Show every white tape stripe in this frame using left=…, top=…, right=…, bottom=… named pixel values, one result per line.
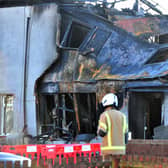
left=82, top=145, right=91, bottom=151
left=64, top=146, right=74, bottom=153
left=27, top=146, right=37, bottom=153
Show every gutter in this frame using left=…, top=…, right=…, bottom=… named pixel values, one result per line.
left=23, top=7, right=32, bottom=132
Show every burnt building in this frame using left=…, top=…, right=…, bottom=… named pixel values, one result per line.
left=35, top=4, right=168, bottom=142
left=0, top=1, right=168, bottom=144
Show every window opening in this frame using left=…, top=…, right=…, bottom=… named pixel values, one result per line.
left=61, top=22, right=90, bottom=48
left=79, top=27, right=111, bottom=56
left=0, top=95, right=14, bottom=135
left=158, top=33, right=168, bottom=44
left=145, top=48, right=168, bottom=64
left=37, top=93, right=98, bottom=144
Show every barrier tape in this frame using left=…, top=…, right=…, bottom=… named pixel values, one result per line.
left=0, top=143, right=101, bottom=167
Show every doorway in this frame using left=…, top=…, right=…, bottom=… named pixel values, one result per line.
left=129, top=92, right=162, bottom=139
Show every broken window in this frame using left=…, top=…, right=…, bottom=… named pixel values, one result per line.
left=61, top=22, right=90, bottom=48
left=158, top=33, right=168, bottom=44
left=79, top=27, right=111, bottom=56
left=37, top=93, right=98, bottom=143
left=145, top=48, right=168, bottom=64
left=0, top=95, right=14, bottom=135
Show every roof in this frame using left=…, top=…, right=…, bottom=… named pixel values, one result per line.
left=39, top=5, right=168, bottom=86
left=110, top=15, right=168, bottom=37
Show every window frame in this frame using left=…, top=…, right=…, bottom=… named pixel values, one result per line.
left=60, top=20, right=91, bottom=50
left=0, top=94, right=14, bottom=135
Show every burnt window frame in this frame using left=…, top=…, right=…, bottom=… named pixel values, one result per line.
left=60, top=20, right=91, bottom=49
left=79, top=26, right=111, bottom=56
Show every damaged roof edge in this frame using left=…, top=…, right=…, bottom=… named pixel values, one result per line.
left=37, top=81, right=97, bottom=94
left=60, top=5, right=161, bottom=48
left=124, top=77, right=168, bottom=89
left=37, top=79, right=125, bottom=94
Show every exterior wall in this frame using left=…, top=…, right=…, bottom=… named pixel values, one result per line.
left=26, top=4, right=58, bottom=136
left=0, top=7, right=27, bottom=144
left=120, top=93, right=129, bottom=125
left=0, top=4, right=58, bottom=144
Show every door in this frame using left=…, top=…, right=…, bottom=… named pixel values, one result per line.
left=129, top=92, right=149, bottom=139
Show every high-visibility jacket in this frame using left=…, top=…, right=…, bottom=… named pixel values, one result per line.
left=98, top=109, right=127, bottom=155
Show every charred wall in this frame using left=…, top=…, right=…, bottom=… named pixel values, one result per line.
left=25, top=4, right=58, bottom=137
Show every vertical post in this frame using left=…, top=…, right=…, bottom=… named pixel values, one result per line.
left=120, top=92, right=129, bottom=130
left=62, top=94, right=66, bottom=129
left=87, top=94, right=92, bottom=132
left=73, top=94, right=80, bottom=132
left=53, top=95, right=59, bottom=128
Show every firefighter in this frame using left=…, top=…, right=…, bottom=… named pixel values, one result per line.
left=97, top=93, right=128, bottom=168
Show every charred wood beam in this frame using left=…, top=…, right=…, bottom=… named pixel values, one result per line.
left=73, top=94, right=80, bottom=132
left=61, top=94, right=66, bottom=129
left=58, top=107, right=74, bottom=113
left=140, top=0, right=162, bottom=15
left=53, top=95, right=59, bottom=128
left=87, top=94, right=92, bottom=132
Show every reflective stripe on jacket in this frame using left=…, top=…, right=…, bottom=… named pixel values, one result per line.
left=98, top=109, right=127, bottom=155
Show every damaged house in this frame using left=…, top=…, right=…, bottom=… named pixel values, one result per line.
left=35, top=4, right=168, bottom=142
left=1, top=0, right=168, bottom=144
